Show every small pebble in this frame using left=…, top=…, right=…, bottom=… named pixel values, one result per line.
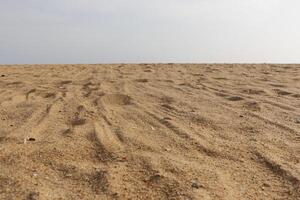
left=191, top=180, right=203, bottom=189
left=295, top=118, right=300, bottom=124
left=28, top=138, right=36, bottom=141
left=148, top=174, right=161, bottom=182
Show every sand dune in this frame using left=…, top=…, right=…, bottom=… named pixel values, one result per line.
left=0, top=64, right=299, bottom=199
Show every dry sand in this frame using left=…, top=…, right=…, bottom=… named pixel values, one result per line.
left=0, top=64, right=299, bottom=200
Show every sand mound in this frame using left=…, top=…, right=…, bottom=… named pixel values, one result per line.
left=101, top=94, right=132, bottom=106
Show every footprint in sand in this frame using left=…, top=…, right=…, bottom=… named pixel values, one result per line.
left=226, top=96, right=244, bottom=101
left=69, top=106, right=87, bottom=127
left=270, top=84, right=286, bottom=88
left=215, top=92, right=229, bottom=97
left=59, top=80, right=72, bottom=85
left=273, top=89, right=292, bottom=96
left=135, top=79, right=148, bottom=83
left=241, top=89, right=265, bottom=95
left=243, top=101, right=261, bottom=111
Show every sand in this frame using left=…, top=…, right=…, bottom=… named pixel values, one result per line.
left=0, top=64, right=299, bottom=200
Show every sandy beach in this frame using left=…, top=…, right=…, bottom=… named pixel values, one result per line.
left=0, top=64, right=299, bottom=199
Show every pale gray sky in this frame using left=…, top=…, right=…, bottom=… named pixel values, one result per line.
left=0, top=0, right=300, bottom=64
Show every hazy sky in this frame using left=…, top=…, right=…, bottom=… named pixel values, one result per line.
left=1, top=0, right=300, bottom=64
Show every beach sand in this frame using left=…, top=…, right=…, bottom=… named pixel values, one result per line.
left=0, top=64, right=299, bottom=199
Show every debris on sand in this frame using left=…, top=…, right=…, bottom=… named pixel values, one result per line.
left=191, top=180, right=203, bottom=189
left=24, top=137, right=36, bottom=144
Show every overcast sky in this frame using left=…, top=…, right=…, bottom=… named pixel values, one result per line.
left=0, top=0, right=300, bottom=64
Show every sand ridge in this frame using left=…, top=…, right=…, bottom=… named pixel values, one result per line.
left=0, top=64, right=299, bottom=199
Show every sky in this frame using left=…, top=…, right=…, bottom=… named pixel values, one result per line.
left=0, top=0, right=300, bottom=64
